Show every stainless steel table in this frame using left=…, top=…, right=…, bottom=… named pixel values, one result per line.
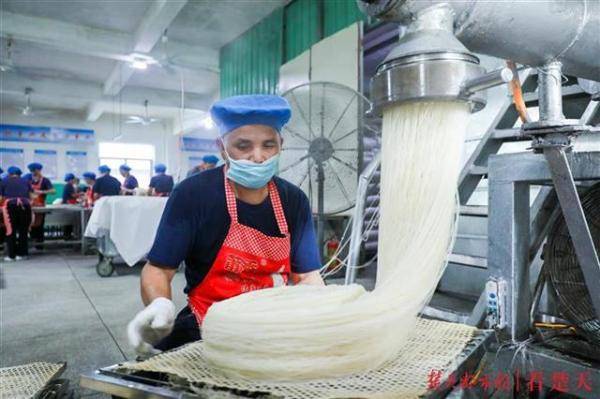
left=32, top=205, right=92, bottom=254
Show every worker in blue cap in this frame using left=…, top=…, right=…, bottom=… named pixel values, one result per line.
left=119, top=164, right=138, bottom=195
left=0, top=166, right=33, bottom=261
left=148, top=164, right=174, bottom=197
left=128, top=94, right=323, bottom=355
left=62, top=173, right=79, bottom=205
left=186, top=154, right=220, bottom=177
left=82, top=172, right=96, bottom=207
left=27, top=162, right=55, bottom=247
left=93, top=165, right=121, bottom=200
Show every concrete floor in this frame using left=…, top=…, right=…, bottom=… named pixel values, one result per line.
left=0, top=251, right=187, bottom=397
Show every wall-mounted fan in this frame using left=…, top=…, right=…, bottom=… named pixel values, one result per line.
left=125, top=100, right=161, bottom=125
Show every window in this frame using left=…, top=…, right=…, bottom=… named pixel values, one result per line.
left=98, top=142, right=155, bottom=188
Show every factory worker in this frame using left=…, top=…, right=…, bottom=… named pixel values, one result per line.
left=28, top=162, right=55, bottom=247
left=93, top=165, right=121, bottom=200
left=82, top=172, right=96, bottom=207
left=0, top=166, right=33, bottom=261
left=128, top=95, right=323, bottom=355
left=119, top=164, right=138, bottom=195
left=148, top=164, right=174, bottom=197
left=62, top=173, right=79, bottom=205
left=186, top=154, right=219, bottom=177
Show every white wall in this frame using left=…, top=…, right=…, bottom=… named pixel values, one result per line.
left=278, top=23, right=360, bottom=93
left=0, top=109, right=178, bottom=183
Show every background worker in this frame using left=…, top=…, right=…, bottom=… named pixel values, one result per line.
left=186, top=154, right=219, bottom=178
left=27, top=162, right=55, bottom=248
left=127, top=95, right=323, bottom=355
left=119, top=164, right=138, bottom=195
left=62, top=173, right=79, bottom=205
left=0, top=166, right=33, bottom=261
left=81, top=172, right=96, bottom=207
left=93, top=165, right=121, bottom=200
left=148, top=164, right=174, bottom=197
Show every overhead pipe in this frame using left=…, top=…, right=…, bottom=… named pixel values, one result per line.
left=358, top=0, right=600, bottom=81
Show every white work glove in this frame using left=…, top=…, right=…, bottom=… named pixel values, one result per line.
left=127, top=297, right=176, bottom=356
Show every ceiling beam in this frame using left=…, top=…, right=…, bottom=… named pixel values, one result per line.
left=103, top=0, right=189, bottom=95
left=1, top=72, right=212, bottom=116
left=85, top=102, right=105, bottom=122
left=0, top=11, right=218, bottom=73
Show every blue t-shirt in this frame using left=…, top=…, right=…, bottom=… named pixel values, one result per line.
left=123, top=175, right=138, bottom=190
left=30, top=176, right=53, bottom=190
left=1, top=176, right=32, bottom=199
left=62, top=183, right=77, bottom=203
left=147, top=166, right=321, bottom=293
left=149, top=174, right=174, bottom=195
left=93, top=174, right=121, bottom=196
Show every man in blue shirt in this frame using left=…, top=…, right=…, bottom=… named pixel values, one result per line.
left=119, top=164, right=138, bottom=195
left=148, top=164, right=174, bottom=197
left=62, top=173, right=79, bottom=204
left=127, top=95, right=323, bottom=355
left=93, top=165, right=121, bottom=200
left=186, top=154, right=220, bottom=177
left=0, top=166, right=33, bottom=261
left=28, top=162, right=55, bottom=247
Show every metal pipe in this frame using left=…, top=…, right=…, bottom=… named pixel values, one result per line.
left=538, top=61, right=565, bottom=122
left=358, top=0, right=600, bottom=81
left=345, top=152, right=381, bottom=285
left=460, top=67, right=513, bottom=97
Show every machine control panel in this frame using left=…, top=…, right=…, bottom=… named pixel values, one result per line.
left=485, top=278, right=508, bottom=329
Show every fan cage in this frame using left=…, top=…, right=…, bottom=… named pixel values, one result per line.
left=546, top=182, right=600, bottom=345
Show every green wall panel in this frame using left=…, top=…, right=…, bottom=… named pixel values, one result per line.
left=219, top=1, right=365, bottom=98
left=323, top=0, right=364, bottom=37
left=284, top=0, right=321, bottom=62
left=220, top=8, right=283, bottom=97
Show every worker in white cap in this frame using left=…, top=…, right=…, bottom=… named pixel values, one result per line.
left=128, top=94, right=324, bottom=355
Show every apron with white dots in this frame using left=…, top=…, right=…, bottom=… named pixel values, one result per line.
left=188, top=169, right=291, bottom=325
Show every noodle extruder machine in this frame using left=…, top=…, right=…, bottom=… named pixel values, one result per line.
left=351, top=0, right=600, bottom=397
left=82, top=0, right=599, bottom=397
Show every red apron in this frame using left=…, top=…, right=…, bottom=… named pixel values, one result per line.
left=188, top=170, right=291, bottom=325
left=65, top=184, right=79, bottom=205
left=2, top=198, right=32, bottom=236
left=85, top=186, right=94, bottom=208
left=31, top=178, right=46, bottom=227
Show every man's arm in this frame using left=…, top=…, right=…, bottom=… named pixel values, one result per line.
left=128, top=262, right=178, bottom=355
left=141, top=262, right=177, bottom=305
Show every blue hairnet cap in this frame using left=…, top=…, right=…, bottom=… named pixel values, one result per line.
left=64, top=173, right=76, bottom=182
left=98, top=165, right=111, bottom=174
left=119, top=164, right=131, bottom=172
left=22, top=173, right=32, bottom=181
left=154, top=163, right=167, bottom=173
left=202, top=154, right=219, bottom=164
left=28, top=162, right=43, bottom=171
left=83, top=172, right=96, bottom=180
left=8, top=166, right=22, bottom=176
left=210, top=94, right=291, bottom=137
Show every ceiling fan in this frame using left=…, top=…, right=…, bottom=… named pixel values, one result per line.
left=125, top=100, right=161, bottom=125
left=15, top=88, right=56, bottom=117
left=0, top=38, right=16, bottom=73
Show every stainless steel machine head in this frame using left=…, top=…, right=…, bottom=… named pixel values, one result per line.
left=369, top=5, right=490, bottom=115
